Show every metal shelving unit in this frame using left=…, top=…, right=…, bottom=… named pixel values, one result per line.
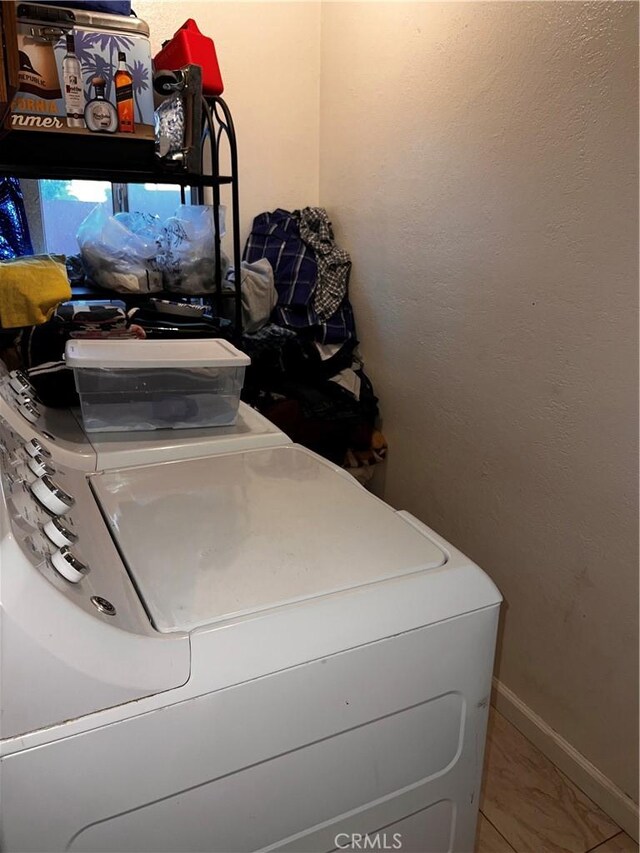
left=0, top=95, right=243, bottom=339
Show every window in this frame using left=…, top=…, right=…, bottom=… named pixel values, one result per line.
left=23, top=179, right=187, bottom=257
left=126, top=183, right=186, bottom=221
left=40, top=180, right=111, bottom=257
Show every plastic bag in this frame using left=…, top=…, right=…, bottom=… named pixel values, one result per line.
left=158, top=204, right=227, bottom=294
left=77, top=205, right=163, bottom=294
left=154, top=66, right=203, bottom=174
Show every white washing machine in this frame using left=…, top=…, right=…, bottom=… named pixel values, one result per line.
left=0, top=368, right=501, bottom=853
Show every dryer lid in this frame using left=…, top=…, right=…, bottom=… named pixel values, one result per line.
left=91, top=445, right=447, bottom=633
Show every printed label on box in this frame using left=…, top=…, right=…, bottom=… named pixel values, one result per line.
left=10, top=26, right=154, bottom=138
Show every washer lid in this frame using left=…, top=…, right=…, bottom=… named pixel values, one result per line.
left=91, top=446, right=447, bottom=633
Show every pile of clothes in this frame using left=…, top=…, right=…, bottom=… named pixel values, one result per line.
left=241, top=207, right=386, bottom=483
left=12, top=303, right=144, bottom=407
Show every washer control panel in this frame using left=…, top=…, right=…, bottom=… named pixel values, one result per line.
left=0, top=370, right=96, bottom=472
left=0, top=375, right=157, bottom=636
left=2, top=423, right=85, bottom=576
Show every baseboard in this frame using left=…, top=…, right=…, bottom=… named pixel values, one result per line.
left=491, top=678, right=639, bottom=842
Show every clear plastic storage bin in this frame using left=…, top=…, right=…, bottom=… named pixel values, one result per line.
left=65, top=339, right=250, bottom=433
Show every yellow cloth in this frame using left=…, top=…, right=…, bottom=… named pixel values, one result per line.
left=0, top=254, right=71, bottom=329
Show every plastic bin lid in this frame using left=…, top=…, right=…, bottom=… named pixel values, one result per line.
left=65, top=339, right=250, bottom=369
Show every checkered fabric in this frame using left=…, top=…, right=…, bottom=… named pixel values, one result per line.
left=243, top=208, right=317, bottom=313
left=297, top=207, right=352, bottom=323
left=244, top=208, right=356, bottom=345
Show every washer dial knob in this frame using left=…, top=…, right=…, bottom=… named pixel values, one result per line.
left=27, top=454, right=54, bottom=479
left=50, top=547, right=88, bottom=583
left=43, top=517, right=77, bottom=548
left=17, top=399, right=40, bottom=424
left=30, top=476, right=74, bottom=516
left=9, top=370, right=33, bottom=397
left=24, top=439, right=50, bottom=459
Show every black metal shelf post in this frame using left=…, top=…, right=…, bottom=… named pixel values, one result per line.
left=202, top=96, right=242, bottom=337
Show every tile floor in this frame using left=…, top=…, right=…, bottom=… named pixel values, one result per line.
left=476, top=709, right=638, bottom=853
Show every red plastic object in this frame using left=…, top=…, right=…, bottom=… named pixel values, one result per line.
left=154, top=19, right=223, bottom=96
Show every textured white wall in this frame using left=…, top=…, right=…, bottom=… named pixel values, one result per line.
left=141, top=0, right=638, bottom=807
left=319, top=2, right=638, bottom=802
left=136, top=0, right=321, bottom=241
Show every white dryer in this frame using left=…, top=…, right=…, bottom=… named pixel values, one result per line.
left=0, top=368, right=501, bottom=853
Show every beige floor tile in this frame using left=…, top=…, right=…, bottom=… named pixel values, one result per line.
left=589, top=833, right=639, bottom=853
left=480, top=710, right=620, bottom=853
left=476, top=814, right=516, bottom=852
